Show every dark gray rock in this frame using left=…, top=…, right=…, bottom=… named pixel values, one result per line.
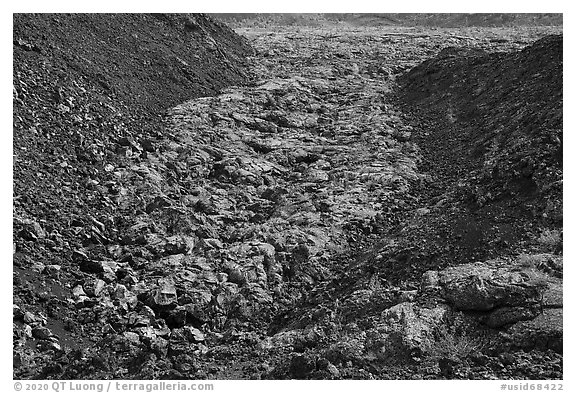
left=289, top=354, right=316, bottom=379
left=485, top=306, right=540, bottom=328
left=507, top=308, right=563, bottom=353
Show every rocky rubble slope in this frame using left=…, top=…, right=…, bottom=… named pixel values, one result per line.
left=13, top=13, right=252, bottom=379
left=355, top=34, right=564, bottom=285
left=13, top=18, right=562, bottom=380
left=400, top=35, right=562, bottom=227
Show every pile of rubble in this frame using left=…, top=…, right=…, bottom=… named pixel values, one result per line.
left=13, top=16, right=562, bottom=380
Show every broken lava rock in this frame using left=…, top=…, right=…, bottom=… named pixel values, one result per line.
left=438, top=261, right=547, bottom=311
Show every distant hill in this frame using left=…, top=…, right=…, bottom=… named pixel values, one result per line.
left=355, top=13, right=563, bottom=27
left=212, top=13, right=563, bottom=28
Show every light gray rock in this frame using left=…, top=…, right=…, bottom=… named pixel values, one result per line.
left=183, top=326, right=205, bottom=342
left=421, top=270, right=440, bottom=290
left=152, top=277, right=178, bottom=308
left=44, top=264, right=61, bottom=279
left=17, top=218, right=46, bottom=241
left=123, top=331, right=140, bottom=344
left=368, top=302, right=450, bottom=361
left=83, top=279, right=106, bottom=297
left=438, top=262, right=547, bottom=311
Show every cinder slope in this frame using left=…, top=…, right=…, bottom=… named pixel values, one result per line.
left=13, top=13, right=252, bottom=379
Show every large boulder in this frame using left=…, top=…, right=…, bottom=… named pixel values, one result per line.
left=437, top=261, right=547, bottom=311
left=367, top=302, right=451, bottom=362
left=506, top=308, right=563, bottom=354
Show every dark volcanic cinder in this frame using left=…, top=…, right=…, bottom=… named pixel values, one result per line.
left=399, top=35, right=562, bottom=223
